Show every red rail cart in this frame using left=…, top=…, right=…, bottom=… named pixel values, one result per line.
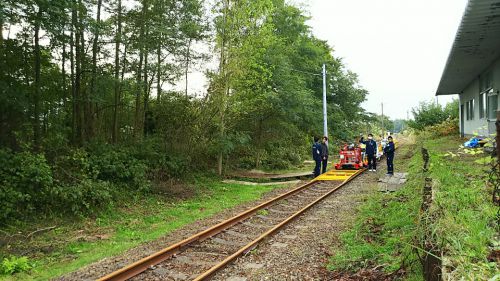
left=334, top=144, right=366, bottom=170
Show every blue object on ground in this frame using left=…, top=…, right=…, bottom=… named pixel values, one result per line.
left=464, top=137, right=481, bottom=148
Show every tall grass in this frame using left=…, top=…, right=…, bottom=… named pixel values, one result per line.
left=328, top=135, right=498, bottom=280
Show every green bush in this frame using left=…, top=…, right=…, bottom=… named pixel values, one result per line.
left=237, top=155, right=259, bottom=170
left=52, top=148, right=93, bottom=183
left=1, top=256, right=31, bottom=275
left=160, top=155, right=189, bottom=179
left=86, top=144, right=150, bottom=190
left=408, top=99, right=459, bottom=130
left=0, top=145, right=153, bottom=223
left=425, top=118, right=459, bottom=137
left=123, top=138, right=190, bottom=180
left=0, top=136, right=200, bottom=223
left=0, top=149, right=54, bottom=221
left=57, top=179, right=114, bottom=215
left=264, top=156, right=291, bottom=170
left=262, top=142, right=304, bottom=170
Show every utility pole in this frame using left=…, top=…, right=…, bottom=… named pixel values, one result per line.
left=322, top=64, right=328, bottom=138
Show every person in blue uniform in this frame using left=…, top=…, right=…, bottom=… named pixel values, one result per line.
left=384, top=136, right=395, bottom=175
left=359, top=134, right=377, bottom=172
left=312, top=136, right=322, bottom=177
left=321, top=136, right=329, bottom=174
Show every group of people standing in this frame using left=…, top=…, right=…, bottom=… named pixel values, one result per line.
left=359, top=134, right=395, bottom=174
left=312, top=134, right=395, bottom=177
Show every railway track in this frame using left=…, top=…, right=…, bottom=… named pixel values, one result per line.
left=98, top=169, right=364, bottom=281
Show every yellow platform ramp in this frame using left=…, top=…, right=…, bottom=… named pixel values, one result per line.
left=313, top=169, right=363, bottom=182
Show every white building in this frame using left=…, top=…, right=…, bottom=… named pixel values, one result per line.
left=436, top=0, right=500, bottom=137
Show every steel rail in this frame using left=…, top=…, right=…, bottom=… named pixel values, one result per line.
left=193, top=169, right=364, bottom=280
left=98, top=169, right=364, bottom=281
left=99, top=180, right=318, bottom=281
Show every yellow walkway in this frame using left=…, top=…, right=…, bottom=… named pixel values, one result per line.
left=313, top=169, right=363, bottom=182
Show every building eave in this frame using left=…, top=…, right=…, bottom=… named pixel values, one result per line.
left=436, top=0, right=500, bottom=96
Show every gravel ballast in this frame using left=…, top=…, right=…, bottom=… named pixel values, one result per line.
left=212, top=172, right=377, bottom=281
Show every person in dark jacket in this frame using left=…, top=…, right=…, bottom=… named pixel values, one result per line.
left=312, top=136, right=322, bottom=177
left=384, top=136, right=395, bottom=175
left=321, top=136, right=329, bottom=174
left=359, top=133, right=378, bottom=171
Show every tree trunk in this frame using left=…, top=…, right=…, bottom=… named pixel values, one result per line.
left=112, top=0, right=122, bottom=143
left=0, top=3, right=4, bottom=47
left=78, top=0, right=89, bottom=143
left=62, top=39, right=67, bottom=107
left=143, top=41, right=149, bottom=136
left=185, top=38, right=192, bottom=97
left=134, top=0, right=147, bottom=139
left=121, top=43, right=127, bottom=83
left=134, top=50, right=143, bottom=139
left=75, top=0, right=84, bottom=145
left=156, top=41, right=161, bottom=102
left=70, top=1, right=77, bottom=144
left=119, top=42, right=127, bottom=133
left=255, top=119, right=263, bottom=169
left=33, top=8, right=43, bottom=152
left=0, top=23, right=3, bottom=48
left=155, top=0, right=163, bottom=103
left=217, top=0, right=231, bottom=176
left=87, top=0, right=101, bottom=141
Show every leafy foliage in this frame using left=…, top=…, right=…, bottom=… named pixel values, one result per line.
left=0, top=149, right=54, bottom=222
left=408, top=99, right=458, bottom=130
left=425, top=118, right=459, bottom=137
left=1, top=256, right=31, bottom=275
left=0, top=147, right=135, bottom=222
left=210, top=0, right=369, bottom=169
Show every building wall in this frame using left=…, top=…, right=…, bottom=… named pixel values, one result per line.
left=495, top=57, right=500, bottom=89
left=459, top=56, right=500, bottom=136
left=460, top=79, right=486, bottom=135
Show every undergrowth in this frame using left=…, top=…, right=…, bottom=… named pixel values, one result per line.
left=328, top=140, right=423, bottom=277
left=328, top=134, right=498, bottom=280
left=423, top=136, right=497, bottom=279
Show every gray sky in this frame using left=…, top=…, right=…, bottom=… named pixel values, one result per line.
left=305, top=0, right=468, bottom=119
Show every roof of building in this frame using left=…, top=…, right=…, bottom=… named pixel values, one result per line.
left=436, top=0, right=500, bottom=96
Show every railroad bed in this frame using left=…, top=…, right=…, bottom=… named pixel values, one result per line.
left=98, top=169, right=364, bottom=281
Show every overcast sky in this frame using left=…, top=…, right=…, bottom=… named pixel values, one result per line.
left=303, top=0, right=468, bottom=119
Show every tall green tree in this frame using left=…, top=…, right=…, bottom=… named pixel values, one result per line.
left=408, top=100, right=458, bottom=130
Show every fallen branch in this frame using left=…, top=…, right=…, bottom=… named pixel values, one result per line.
left=26, top=226, right=57, bottom=240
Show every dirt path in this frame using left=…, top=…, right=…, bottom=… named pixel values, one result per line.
left=211, top=171, right=379, bottom=281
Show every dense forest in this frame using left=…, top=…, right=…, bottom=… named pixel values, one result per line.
left=0, top=0, right=371, bottom=222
